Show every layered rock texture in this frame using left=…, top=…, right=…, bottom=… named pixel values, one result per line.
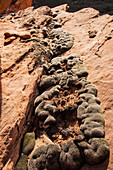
left=0, top=3, right=113, bottom=170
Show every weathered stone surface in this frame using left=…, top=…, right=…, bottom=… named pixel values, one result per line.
left=0, top=0, right=12, bottom=14
left=38, top=110, right=49, bottom=120
left=0, top=4, right=112, bottom=170
left=4, top=36, right=17, bottom=46
left=4, top=30, right=31, bottom=39
left=44, top=115, right=56, bottom=126
left=0, top=6, right=54, bottom=169
left=80, top=120, right=105, bottom=138
left=39, top=76, right=56, bottom=91
left=34, top=53, right=87, bottom=131
left=33, top=0, right=113, bottom=14
left=6, top=0, right=32, bottom=14
left=34, top=85, right=61, bottom=106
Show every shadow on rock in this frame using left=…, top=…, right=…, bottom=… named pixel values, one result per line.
left=32, top=0, right=113, bottom=15
left=81, top=157, right=109, bottom=170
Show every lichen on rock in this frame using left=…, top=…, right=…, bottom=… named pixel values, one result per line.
left=26, top=27, right=74, bottom=73
left=48, top=28, right=74, bottom=56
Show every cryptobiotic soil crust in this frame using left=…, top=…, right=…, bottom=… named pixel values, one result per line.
left=15, top=53, right=109, bottom=169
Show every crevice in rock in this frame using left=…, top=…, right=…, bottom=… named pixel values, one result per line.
left=1, top=80, right=39, bottom=169
left=0, top=49, right=30, bottom=75
left=95, top=29, right=113, bottom=57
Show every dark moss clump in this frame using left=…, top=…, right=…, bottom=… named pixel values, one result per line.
left=15, top=154, right=28, bottom=170
left=22, top=132, right=35, bottom=155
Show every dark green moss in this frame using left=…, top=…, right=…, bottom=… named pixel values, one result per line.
left=15, top=154, right=28, bottom=170
left=22, top=132, right=35, bottom=155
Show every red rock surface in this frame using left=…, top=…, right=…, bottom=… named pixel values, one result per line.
left=6, top=0, right=32, bottom=13
left=0, top=0, right=12, bottom=14
left=0, top=0, right=32, bottom=14
left=0, top=4, right=113, bottom=170
left=0, top=6, right=52, bottom=169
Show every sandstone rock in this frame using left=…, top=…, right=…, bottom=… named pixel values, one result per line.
left=6, top=0, right=32, bottom=13
left=0, top=0, right=12, bottom=14
left=4, top=30, right=31, bottom=39
left=35, top=102, right=45, bottom=116
left=44, top=104, right=56, bottom=113
left=57, top=6, right=113, bottom=170
left=86, top=104, right=103, bottom=114
left=0, top=4, right=112, bottom=170
left=85, top=84, right=98, bottom=96
left=77, top=103, right=103, bottom=118
left=79, top=93, right=100, bottom=104
left=4, top=36, right=17, bottom=46
left=76, top=67, right=88, bottom=78
left=34, top=85, right=60, bottom=106
left=80, top=121, right=105, bottom=138
left=34, top=5, right=52, bottom=15
left=88, top=30, right=97, bottom=38
left=31, top=50, right=109, bottom=170
left=30, top=29, right=36, bottom=35
left=48, top=28, right=74, bottom=56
